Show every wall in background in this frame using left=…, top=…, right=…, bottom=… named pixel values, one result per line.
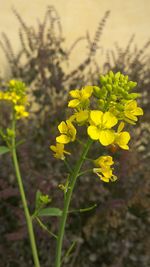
left=0, top=0, right=150, bottom=76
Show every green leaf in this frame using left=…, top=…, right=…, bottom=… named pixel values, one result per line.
left=38, top=207, right=62, bottom=217
left=0, top=146, right=10, bottom=155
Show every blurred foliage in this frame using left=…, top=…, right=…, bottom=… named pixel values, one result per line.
left=0, top=6, right=150, bottom=267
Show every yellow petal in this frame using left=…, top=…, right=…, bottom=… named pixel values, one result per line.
left=134, top=107, right=143, bottom=116
left=66, top=120, right=76, bottom=141
left=68, top=114, right=76, bottom=122
left=124, top=111, right=138, bottom=121
left=75, top=110, right=89, bottom=123
left=126, top=100, right=137, bottom=109
left=116, top=132, right=130, bottom=150
left=102, top=112, right=118, bottom=128
left=69, top=89, right=80, bottom=98
left=99, top=130, right=115, bottom=146
left=90, top=110, right=103, bottom=125
left=68, top=99, right=80, bottom=108
left=120, top=144, right=129, bottom=150
left=100, top=176, right=110, bottom=182
left=56, top=143, right=65, bottom=151
left=82, top=86, right=93, bottom=98
left=101, top=167, right=113, bottom=178
left=56, top=135, right=70, bottom=144
left=87, top=125, right=100, bottom=140
left=58, top=121, right=68, bottom=133
left=117, top=122, right=125, bottom=133
left=50, top=145, right=56, bottom=152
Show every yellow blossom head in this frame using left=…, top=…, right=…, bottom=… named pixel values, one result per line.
left=50, top=143, right=70, bottom=160
left=93, top=166, right=117, bottom=183
left=93, top=155, right=117, bottom=182
left=94, top=155, right=114, bottom=168
left=87, top=111, right=118, bottom=146
left=56, top=120, right=76, bottom=144
left=69, top=110, right=89, bottom=125
left=113, top=122, right=131, bottom=150
left=0, top=80, right=29, bottom=120
left=124, top=100, right=143, bottom=123
left=68, top=86, right=93, bottom=109
left=14, top=105, right=29, bottom=119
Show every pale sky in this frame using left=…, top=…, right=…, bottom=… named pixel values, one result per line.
left=0, top=0, right=150, bottom=76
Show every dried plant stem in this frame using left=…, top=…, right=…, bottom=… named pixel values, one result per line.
left=11, top=116, right=40, bottom=267
left=55, top=139, right=93, bottom=267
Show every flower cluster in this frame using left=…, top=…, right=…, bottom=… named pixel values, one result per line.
left=50, top=71, right=143, bottom=182
left=0, top=80, right=29, bottom=119
left=93, top=155, right=117, bottom=182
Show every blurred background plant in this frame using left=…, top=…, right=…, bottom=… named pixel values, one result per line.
left=0, top=6, right=150, bottom=267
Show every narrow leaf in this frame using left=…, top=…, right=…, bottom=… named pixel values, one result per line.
left=0, top=146, right=10, bottom=155
left=38, top=207, right=62, bottom=217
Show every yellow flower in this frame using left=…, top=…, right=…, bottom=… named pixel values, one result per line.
left=69, top=110, right=89, bottom=125
left=10, top=92, right=21, bottom=104
left=9, top=80, right=16, bottom=87
left=87, top=111, right=118, bottom=146
left=56, top=120, right=76, bottom=144
left=0, top=91, right=28, bottom=105
left=0, top=91, right=19, bottom=103
left=93, top=167, right=117, bottom=183
left=0, top=80, right=29, bottom=120
left=68, top=86, right=93, bottom=108
left=93, top=156, right=117, bottom=183
left=113, top=122, right=130, bottom=150
left=14, top=105, right=29, bottom=119
left=93, top=155, right=117, bottom=182
left=50, top=143, right=70, bottom=160
left=94, top=155, right=114, bottom=168
left=124, top=100, right=143, bottom=122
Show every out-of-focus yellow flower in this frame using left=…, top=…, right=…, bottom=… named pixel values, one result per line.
left=0, top=91, right=20, bottom=104
left=68, top=86, right=93, bottom=108
left=0, top=80, right=29, bottom=120
left=10, top=92, right=21, bottom=104
left=93, top=155, right=117, bottom=182
left=14, top=105, right=29, bottom=119
left=9, top=80, right=16, bottom=87
left=56, top=120, right=76, bottom=144
left=50, top=143, right=70, bottom=160
left=87, top=111, right=118, bottom=146
left=124, top=100, right=143, bottom=122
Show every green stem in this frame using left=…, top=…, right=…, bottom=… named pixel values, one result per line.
left=36, top=217, right=58, bottom=239
left=77, top=168, right=93, bottom=177
left=61, top=240, right=76, bottom=264
left=69, top=203, right=97, bottom=214
left=11, top=116, right=40, bottom=267
left=55, top=138, right=93, bottom=267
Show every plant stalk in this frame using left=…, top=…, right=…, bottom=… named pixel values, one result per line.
left=55, top=139, right=92, bottom=267
left=11, top=116, right=40, bottom=267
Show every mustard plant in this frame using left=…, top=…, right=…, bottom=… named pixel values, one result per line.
left=0, top=80, right=40, bottom=267
left=0, top=71, right=143, bottom=267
